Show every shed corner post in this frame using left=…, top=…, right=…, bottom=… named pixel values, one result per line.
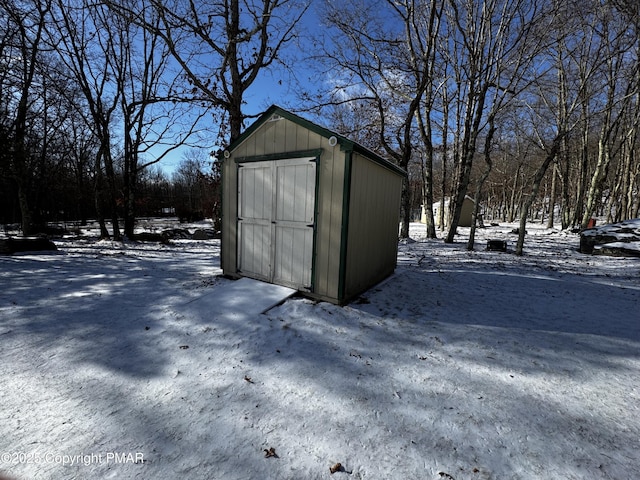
left=337, top=148, right=354, bottom=303
left=220, top=153, right=239, bottom=277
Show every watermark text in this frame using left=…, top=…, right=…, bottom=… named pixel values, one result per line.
left=1, top=451, right=144, bottom=466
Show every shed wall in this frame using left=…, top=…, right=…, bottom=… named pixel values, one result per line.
left=429, top=197, right=475, bottom=227
left=312, top=146, right=346, bottom=302
left=458, top=198, right=475, bottom=227
left=344, top=152, right=403, bottom=300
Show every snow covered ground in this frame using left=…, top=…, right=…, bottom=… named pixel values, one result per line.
left=1, top=220, right=639, bottom=480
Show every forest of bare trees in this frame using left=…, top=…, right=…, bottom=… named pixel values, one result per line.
left=1, top=0, right=638, bottom=255
left=1, top=0, right=306, bottom=237
left=317, top=0, right=639, bottom=253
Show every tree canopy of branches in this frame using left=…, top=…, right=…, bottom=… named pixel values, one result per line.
left=108, top=0, right=310, bottom=143
left=315, top=0, right=640, bottom=253
left=1, top=0, right=307, bottom=236
left=319, top=0, right=443, bottom=238
left=0, top=0, right=52, bottom=235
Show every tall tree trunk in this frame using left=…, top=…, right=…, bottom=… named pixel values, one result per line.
left=16, top=181, right=34, bottom=236
left=439, top=90, right=450, bottom=231
left=619, top=138, right=631, bottom=220
left=546, top=162, right=558, bottom=229
left=102, top=148, right=121, bottom=240
left=581, top=136, right=610, bottom=227
left=445, top=81, right=490, bottom=243
left=508, top=165, right=521, bottom=223
left=227, top=0, right=244, bottom=143
left=93, top=158, right=110, bottom=239
left=516, top=136, right=562, bottom=255
left=445, top=161, right=470, bottom=243
left=559, top=141, right=571, bottom=230
left=572, top=103, right=590, bottom=227
left=416, top=106, right=437, bottom=238
left=624, top=139, right=638, bottom=219
left=123, top=166, right=136, bottom=238
left=122, top=120, right=135, bottom=238
left=467, top=118, right=495, bottom=250
left=10, top=0, right=50, bottom=236
left=445, top=120, right=474, bottom=243
left=400, top=179, right=411, bottom=238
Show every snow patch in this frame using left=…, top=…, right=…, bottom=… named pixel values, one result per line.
left=0, top=221, right=639, bottom=479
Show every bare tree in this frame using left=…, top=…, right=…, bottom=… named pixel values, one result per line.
left=513, top=0, right=591, bottom=254
left=611, top=0, right=640, bottom=30
left=441, top=0, right=543, bottom=246
left=109, top=0, right=310, bottom=144
left=320, top=0, right=442, bottom=239
left=108, top=0, right=210, bottom=237
left=172, top=150, right=218, bottom=222
left=51, top=0, right=124, bottom=238
left=412, top=0, right=444, bottom=239
left=0, top=0, right=51, bottom=235
left=580, top=2, right=639, bottom=227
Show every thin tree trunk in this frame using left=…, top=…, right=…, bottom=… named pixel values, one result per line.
left=558, top=135, right=571, bottom=230
left=624, top=143, right=637, bottom=219
left=16, top=182, right=34, bottom=236
left=467, top=118, right=495, bottom=251
left=508, top=164, right=521, bottom=223
left=416, top=106, right=437, bottom=238
left=400, top=179, right=411, bottom=238
left=581, top=136, right=610, bottom=227
left=93, top=158, right=110, bottom=239
left=439, top=91, right=449, bottom=232
left=123, top=167, right=136, bottom=238
left=102, top=141, right=121, bottom=240
left=573, top=104, right=590, bottom=227
left=546, top=162, right=558, bottom=229
left=516, top=136, right=562, bottom=255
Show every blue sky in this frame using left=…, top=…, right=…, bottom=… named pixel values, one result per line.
left=156, top=5, right=325, bottom=177
left=157, top=75, right=297, bottom=176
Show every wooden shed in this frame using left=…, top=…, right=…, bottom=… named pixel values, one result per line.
left=424, top=195, right=476, bottom=228
left=220, top=105, right=406, bottom=304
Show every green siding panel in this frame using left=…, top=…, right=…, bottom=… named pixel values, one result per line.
left=344, top=153, right=403, bottom=301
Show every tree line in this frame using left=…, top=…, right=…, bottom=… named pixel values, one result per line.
left=1, top=0, right=304, bottom=238
left=0, top=148, right=218, bottom=230
left=313, top=0, right=639, bottom=254
left=1, top=0, right=638, bottom=255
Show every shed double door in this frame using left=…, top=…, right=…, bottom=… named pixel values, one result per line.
left=237, top=157, right=316, bottom=290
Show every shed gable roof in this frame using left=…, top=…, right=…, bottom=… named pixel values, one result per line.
left=226, top=105, right=406, bottom=177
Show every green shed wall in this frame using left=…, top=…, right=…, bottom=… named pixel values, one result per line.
left=343, top=153, right=403, bottom=300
